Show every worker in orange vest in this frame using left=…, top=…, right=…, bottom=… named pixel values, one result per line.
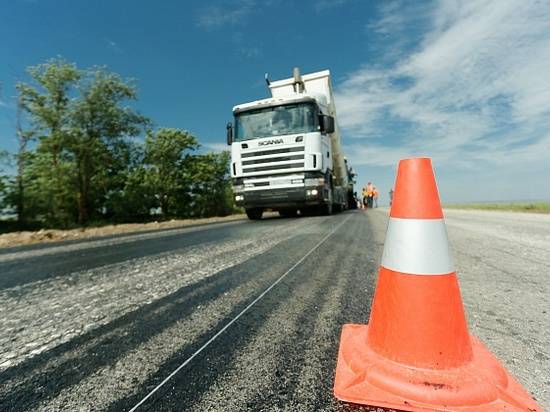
left=361, top=186, right=368, bottom=209
left=366, top=182, right=374, bottom=208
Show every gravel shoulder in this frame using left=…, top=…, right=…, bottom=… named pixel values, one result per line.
left=443, top=208, right=550, bottom=407
left=375, top=207, right=550, bottom=407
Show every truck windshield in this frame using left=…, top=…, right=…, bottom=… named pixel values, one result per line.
left=234, top=103, right=318, bottom=141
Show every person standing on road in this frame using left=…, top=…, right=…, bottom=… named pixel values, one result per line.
left=373, top=186, right=379, bottom=208
left=362, top=186, right=368, bottom=209
left=389, top=188, right=394, bottom=206
left=366, top=182, right=374, bottom=209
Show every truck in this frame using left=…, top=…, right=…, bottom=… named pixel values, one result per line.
left=226, top=68, right=356, bottom=220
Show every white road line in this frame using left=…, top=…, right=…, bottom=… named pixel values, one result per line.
left=128, top=213, right=353, bottom=412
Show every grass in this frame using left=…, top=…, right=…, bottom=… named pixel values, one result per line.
left=444, top=202, right=550, bottom=214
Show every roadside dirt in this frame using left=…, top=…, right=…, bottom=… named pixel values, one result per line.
left=0, top=214, right=248, bottom=249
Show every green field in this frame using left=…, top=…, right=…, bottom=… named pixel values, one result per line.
left=444, top=202, right=550, bottom=214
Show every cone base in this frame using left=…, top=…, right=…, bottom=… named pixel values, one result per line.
left=334, top=324, right=541, bottom=412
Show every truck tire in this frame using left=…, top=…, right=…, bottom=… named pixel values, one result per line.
left=300, top=207, right=316, bottom=217
left=245, top=208, right=263, bottom=220
left=319, top=202, right=333, bottom=216
left=279, top=209, right=298, bottom=218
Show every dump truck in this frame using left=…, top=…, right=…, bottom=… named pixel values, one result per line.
left=226, top=68, right=356, bottom=220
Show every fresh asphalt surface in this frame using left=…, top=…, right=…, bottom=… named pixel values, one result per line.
left=0, top=209, right=548, bottom=411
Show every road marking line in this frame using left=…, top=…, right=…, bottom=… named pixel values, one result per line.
left=128, top=213, right=353, bottom=412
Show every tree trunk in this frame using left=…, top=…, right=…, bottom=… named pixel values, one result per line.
left=16, top=96, right=27, bottom=225
left=77, top=156, right=90, bottom=225
left=161, top=195, right=169, bottom=219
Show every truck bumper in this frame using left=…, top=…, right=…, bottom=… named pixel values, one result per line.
left=235, top=186, right=328, bottom=209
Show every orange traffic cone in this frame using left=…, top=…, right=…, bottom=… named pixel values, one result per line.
left=334, top=158, right=541, bottom=411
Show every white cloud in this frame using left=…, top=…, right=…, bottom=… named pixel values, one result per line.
left=195, top=0, right=255, bottom=30
left=336, top=0, right=550, bottom=179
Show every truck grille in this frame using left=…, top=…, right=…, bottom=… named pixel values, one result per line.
left=243, top=163, right=305, bottom=173
left=241, top=147, right=303, bottom=158
left=241, top=145, right=305, bottom=175
left=242, top=155, right=303, bottom=166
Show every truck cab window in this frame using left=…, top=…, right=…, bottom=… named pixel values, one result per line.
left=235, top=103, right=317, bottom=141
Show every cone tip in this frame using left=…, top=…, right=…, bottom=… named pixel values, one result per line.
left=390, top=157, right=443, bottom=219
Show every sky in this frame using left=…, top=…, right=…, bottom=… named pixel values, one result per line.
left=1, top=0, right=549, bottom=203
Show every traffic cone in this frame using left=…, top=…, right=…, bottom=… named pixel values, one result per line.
left=333, top=158, right=541, bottom=411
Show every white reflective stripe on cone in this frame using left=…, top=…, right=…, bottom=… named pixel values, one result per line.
left=381, top=217, right=455, bottom=275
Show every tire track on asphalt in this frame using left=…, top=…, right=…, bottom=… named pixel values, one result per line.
left=187, top=240, right=341, bottom=412
left=106, top=214, right=354, bottom=412
left=0, top=218, right=319, bottom=410
left=0, top=216, right=336, bottom=411
left=137, top=212, right=380, bottom=412
left=0, top=219, right=307, bottom=372
left=224, top=212, right=382, bottom=412
left=36, top=233, right=330, bottom=412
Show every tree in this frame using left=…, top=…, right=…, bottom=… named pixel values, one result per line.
left=143, top=128, right=199, bottom=217
left=188, top=151, right=234, bottom=217
left=14, top=95, right=34, bottom=224
left=68, top=68, right=149, bottom=224
left=16, top=58, right=80, bottom=226
left=7, top=57, right=235, bottom=228
left=15, top=59, right=149, bottom=226
left=104, top=141, right=155, bottom=221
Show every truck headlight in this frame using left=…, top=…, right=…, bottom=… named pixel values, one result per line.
left=306, top=189, right=318, bottom=196
left=235, top=195, right=244, bottom=201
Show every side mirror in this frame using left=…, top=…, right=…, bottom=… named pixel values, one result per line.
left=226, top=122, right=233, bottom=145
left=321, top=115, right=335, bottom=134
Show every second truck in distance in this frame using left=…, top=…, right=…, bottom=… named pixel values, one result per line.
left=226, top=68, right=356, bottom=220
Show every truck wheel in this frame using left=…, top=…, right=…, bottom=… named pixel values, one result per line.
left=319, top=202, right=333, bottom=216
left=279, top=209, right=298, bottom=218
left=333, top=203, right=342, bottom=213
left=245, top=208, right=263, bottom=220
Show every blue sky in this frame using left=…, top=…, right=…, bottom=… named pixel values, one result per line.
left=1, top=0, right=549, bottom=203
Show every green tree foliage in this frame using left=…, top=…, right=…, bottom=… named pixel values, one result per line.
left=143, top=128, right=199, bottom=217
left=15, top=59, right=149, bottom=226
left=17, top=59, right=80, bottom=225
left=68, top=68, right=149, bottom=223
left=189, top=151, right=234, bottom=217
left=5, top=58, right=235, bottom=228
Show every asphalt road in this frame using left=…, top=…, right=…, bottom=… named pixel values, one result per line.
left=0, top=209, right=548, bottom=411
